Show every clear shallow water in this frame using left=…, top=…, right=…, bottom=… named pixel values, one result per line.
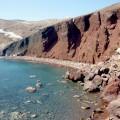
left=0, top=59, right=99, bottom=120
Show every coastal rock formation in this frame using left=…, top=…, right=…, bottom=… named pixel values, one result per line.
left=107, top=97, right=120, bottom=120
left=1, top=3, right=120, bottom=64
left=101, top=79, right=120, bottom=103
left=0, top=3, right=120, bottom=120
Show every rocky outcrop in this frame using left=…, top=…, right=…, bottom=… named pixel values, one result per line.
left=1, top=3, right=120, bottom=64
left=107, top=97, right=120, bottom=120
left=101, top=79, right=120, bottom=103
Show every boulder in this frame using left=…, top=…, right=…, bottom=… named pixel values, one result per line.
left=84, top=72, right=96, bottom=81
left=93, top=75, right=103, bottom=87
left=0, top=111, right=5, bottom=119
left=25, top=86, right=37, bottom=93
left=67, top=70, right=85, bottom=82
left=107, top=97, right=120, bottom=120
left=64, top=71, right=70, bottom=79
left=116, top=48, right=120, bottom=55
left=101, top=79, right=120, bottom=102
left=83, top=75, right=102, bottom=92
left=83, top=81, right=100, bottom=92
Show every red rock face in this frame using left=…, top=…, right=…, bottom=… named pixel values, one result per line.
left=101, top=79, right=120, bottom=103
left=3, top=4, right=120, bottom=64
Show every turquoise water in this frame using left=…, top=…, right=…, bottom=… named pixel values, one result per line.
left=0, top=59, right=99, bottom=120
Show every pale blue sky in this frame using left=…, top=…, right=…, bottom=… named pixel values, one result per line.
left=0, top=0, right=119, bottom=21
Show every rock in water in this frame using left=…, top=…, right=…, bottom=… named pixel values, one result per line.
left=31, top=114, right=37, bottom=118
left=0, top=111, right=5, bottom=119
left=10, top=112, right=28, bottom=120
left=73, top=95, right=80, bottom=98
left=35, top=80, right=43, bottom=89
left=25, top=86, right=36, bottom=93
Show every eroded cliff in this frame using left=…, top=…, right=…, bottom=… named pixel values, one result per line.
left=2, top=3, right=120, bottom=64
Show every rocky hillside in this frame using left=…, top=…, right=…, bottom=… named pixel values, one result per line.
left=0, top=19, right=63, bottom=37
left=1, top=3, right=120, bottom=63
left=0, top=19, right=62, bottom=51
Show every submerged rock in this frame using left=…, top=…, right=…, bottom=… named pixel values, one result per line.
left=29, top=75, right=36, bottom=79
left=10, top=112, right=28, bottom=120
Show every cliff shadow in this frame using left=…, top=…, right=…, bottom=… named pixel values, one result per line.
left=67, top=21, right=81, bottom=51
left=42, top=26, right=58, bottom=52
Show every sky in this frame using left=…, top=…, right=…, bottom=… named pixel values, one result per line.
left=0, top=0, right=119, bottom=21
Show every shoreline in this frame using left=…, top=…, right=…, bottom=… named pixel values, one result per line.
left=0, top=56, right=111, bottom=119
left=0, top=56, right=95, bottom=70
